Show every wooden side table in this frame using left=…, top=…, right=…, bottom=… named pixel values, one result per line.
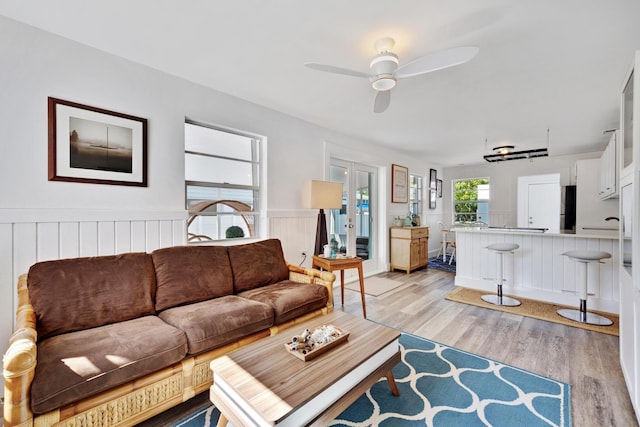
left=312, top=255, right=366, bottom=319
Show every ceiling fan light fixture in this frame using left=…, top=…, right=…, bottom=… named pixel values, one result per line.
left=493, top=145, right=514, bottom=155
left=305, top=36, right=480, bottom=113
left=370, top=52, right=399, bottom=77
left=370, top=52, right=399, bottom=67
left=371, top=76, right=396, bottom=91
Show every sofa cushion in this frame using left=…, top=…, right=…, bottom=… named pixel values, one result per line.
left=159, top=295, right=274, bottom=354
left=28, top=253, right=156, bottom=340
left=152, top=245, right=233, bottom=311
left=30, top=316, right=187, bottom=415
left=227, top=239, right=290, bottom=293
left=238, top=280, right=329, bottom=324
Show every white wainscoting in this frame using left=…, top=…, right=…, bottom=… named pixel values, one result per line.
left=269, top=210, right=317, bottom=268
left=455, top=228, right=619, bottom=313
left=0, top=209, right=187, bottom=395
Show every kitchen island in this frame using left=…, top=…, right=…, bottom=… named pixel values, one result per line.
left=454, top=227, right=619, bottom=314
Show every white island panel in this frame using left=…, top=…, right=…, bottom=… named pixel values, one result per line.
left=454, top=228, right=619, bottom=313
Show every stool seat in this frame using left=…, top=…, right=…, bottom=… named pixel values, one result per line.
left=562, top=250, right=611, bottom=261
left=487, top=243, right=520, bottom=252
left=558, top=250, right=612, bottom=326
left=482, top=242, right=520, bottom=307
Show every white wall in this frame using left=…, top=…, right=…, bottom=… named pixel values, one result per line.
left=442, top=152, right=601, bottom=227
left=0, top=16, right=446, bottom=395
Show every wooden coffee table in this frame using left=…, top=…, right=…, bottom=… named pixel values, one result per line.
left=209, top=311, right=400, bottom=426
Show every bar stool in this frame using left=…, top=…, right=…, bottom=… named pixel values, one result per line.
left=437, top=221, right=456, bottom=262
left=482, top=243, right=521, bottom=306
left=558, top=250, right=612, bottom=326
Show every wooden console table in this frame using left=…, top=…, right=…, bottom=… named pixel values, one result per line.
left=389, top=226, right=429, bottom=274
left=312, top=255, right=366, bottom=319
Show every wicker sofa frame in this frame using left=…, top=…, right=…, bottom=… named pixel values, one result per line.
left=3, top=263, right=334, bottom=427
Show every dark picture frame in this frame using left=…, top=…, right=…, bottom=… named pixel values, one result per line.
left=391, top=164, right=409, bottom=203
left=429, top=168, right=437, bottom=190
left=436, top=179, right=443, bottom=198
left=48, top=97, right=148, bottom=186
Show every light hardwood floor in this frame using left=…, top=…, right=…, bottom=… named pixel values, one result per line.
left=340, top=268, right=638, bottom=427
left=140, top=267, right=638, bottom=426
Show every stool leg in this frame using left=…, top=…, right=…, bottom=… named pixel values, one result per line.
left=497, top=251, right=504, bottom=302
left=557, top=260, right=613, bottom=326
left=481, top=251, right=521, bottom=307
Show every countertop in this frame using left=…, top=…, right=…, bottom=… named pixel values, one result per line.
left=453, top=226, right=619, bottom=240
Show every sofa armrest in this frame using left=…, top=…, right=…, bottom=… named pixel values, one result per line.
left=287, top=264, right=335, bottom=311
left=3, top=274, right=37, bottom=427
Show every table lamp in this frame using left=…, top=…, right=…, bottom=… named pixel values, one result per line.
left=302, top=180, right=343, bottom=255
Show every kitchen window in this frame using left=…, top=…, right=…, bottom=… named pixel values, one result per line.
left=185, top=120, right=262, bottom=242
left=453, top=177, right=489, bottom=224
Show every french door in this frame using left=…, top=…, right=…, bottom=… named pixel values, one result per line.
left=329, top=159, right=377, bottom=271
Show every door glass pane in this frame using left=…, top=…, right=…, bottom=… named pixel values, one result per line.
left=329, top=162, right=375, bottom=261
left=623, top=71, right=633, bottom=169
left=329, top=165, right=348, bottom=254
left=355, top=170, right=372, bottom=260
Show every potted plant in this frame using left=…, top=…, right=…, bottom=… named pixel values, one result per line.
left=225, top=225, right=245, bottom=239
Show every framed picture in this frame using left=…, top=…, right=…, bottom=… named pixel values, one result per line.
left=429, top=168, right=437, bottom=190
left=391, top=164, right=409, bottom=203
left=429, top=189, right=437, bottom=209
left=436, top=179, right=443, bottom=198
left=48, top=97, right=148, bottom=186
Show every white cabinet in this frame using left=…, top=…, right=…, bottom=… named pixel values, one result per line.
left=619, top=50, right=640, bottom=421
left=575, top=159, right=619, bottom=235
left=599, top=131, right=619, bottom=199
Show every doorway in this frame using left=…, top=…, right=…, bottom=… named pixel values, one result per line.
left=329, top=159, right=377, bottom=272
left=517, top=174, right=560, bottom=232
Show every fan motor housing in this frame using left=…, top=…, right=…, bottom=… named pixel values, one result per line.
left=370, top=52, right=398, bottom=75
left=370, top=52, right=398, bottom=91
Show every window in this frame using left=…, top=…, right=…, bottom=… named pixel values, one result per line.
left=185, top=120, right=262, bottom=242
left=409, top=174, right=423, bottom=218
left=453, top=178, right=489, bottom=224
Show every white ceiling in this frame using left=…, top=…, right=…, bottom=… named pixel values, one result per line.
left=2, top=0, right=639, bottom=166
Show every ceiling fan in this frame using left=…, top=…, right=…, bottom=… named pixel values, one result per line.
left=305, top=37, right=479, bottom=113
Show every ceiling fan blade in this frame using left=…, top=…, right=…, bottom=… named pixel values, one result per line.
left=304, top=62, right=370, bottom=78
left=395, top=46, right=479, bottom=79
left=373, top=90, right=391, bottom=113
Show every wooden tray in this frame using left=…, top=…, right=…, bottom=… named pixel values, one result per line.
left=285, top=325, right=349, bottom=361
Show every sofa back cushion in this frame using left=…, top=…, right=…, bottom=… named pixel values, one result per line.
left=227, top=239, right=290, bottom=293
left=28, top=253, right=156, bottom=340
left=152, top=245, right=233, bottom=311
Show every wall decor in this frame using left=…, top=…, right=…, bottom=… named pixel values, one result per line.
left=430, top=189, right=437, bottom=209
left=436, top=179, right=443, bottom=198
left=391, top=164, right=409, bottom=203
left=429, top=168, right=437, bottom=190
left=48, top=97, right=148, bottom=186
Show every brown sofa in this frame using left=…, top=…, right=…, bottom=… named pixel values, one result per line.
left=3, top=239, right=335, bottom=427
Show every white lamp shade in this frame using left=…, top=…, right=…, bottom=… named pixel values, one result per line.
left=301, top=180, right=343, bottom=209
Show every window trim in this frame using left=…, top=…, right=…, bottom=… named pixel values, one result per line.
left=452, top=177, right=490, bottom=224
left=184, top=118, right=265, bottom=242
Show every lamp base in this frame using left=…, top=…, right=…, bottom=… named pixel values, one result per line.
left=314, top=209, right=328, bottom=256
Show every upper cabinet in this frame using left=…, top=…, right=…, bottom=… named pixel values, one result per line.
left=599, top=130, right=619, bottom=199
left=621, top=51, right=639, bottom=181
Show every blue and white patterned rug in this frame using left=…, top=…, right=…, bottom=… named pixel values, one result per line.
left=172, top=333, right=570, bottom=427
left=428, top=256, right=456, bottom=273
